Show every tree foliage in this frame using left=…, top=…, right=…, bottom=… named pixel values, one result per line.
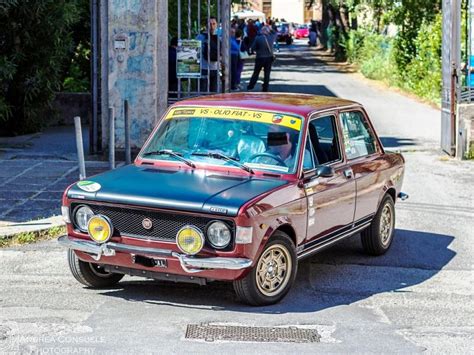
left=168, top=0, right=219, bottom=40
left=337, top=0, right=443, bottom=104
left=0, top=0, right=84, bottom=135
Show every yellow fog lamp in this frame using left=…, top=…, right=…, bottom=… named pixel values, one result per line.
left=176, top=225, right=204, bottom=255
left=87, top=215, right=113, bottom=244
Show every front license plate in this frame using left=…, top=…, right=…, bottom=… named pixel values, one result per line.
left=154, top=258, right=168, bottom=268
left=133, top=255, right=168, bottom=268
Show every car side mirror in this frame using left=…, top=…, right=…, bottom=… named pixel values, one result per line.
left=315, top=165, right=335, bottom=178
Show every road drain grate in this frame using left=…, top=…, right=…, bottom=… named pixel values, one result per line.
left=185, top=324, right=320, bottom=343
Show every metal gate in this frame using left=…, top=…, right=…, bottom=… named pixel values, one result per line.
left=441, top=0, right=461, bottom=155
left=169, top=0, right=231, bottom=104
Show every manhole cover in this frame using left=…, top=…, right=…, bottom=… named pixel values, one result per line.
left=185, top=324, right=320, bottom=343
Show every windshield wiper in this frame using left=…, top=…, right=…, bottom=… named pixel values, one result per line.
left=192, top=151, right=254, bottom=174
left=142, top=149, right=196, bottom=168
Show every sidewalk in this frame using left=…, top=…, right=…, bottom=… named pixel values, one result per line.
left=0, top=125, right=110, bottom=237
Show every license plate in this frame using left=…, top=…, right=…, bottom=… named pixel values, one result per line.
left=154, top=258, right=168, bottom=268
left=132, top=254, right=168, bottom=268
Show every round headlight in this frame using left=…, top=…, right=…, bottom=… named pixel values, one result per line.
left=74, top=205, right=94, bottom=232
left=176, top=225, right=204, bottom=255
left=87, top=215, right=113, bottom=244
left=207, top=221, right=231, bottom=249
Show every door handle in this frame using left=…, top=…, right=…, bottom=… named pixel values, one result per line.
left=344, top=169, right=353, bottom=179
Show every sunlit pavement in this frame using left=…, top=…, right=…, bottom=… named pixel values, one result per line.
left=0, top=42, right=473, bottom=354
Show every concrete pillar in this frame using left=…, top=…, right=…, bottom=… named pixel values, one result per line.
left=456, top=103, right=474, bottom=159
left=107, top=0, right=168, bottom=150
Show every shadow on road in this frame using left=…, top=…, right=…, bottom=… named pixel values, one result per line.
left=271, top=84, right=338, bottom=97
left=99, top=228, right=455, bottom=313
left=380, top=136, right=417, bottom=149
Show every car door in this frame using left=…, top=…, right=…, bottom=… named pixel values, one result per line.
left=301, top=113, right=356, bottom=246
left=338, top=108, right=385, bottom=223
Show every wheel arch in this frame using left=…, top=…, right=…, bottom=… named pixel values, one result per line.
left=385, top=187, right=396, bottom=203
left=273, top=224, right=297, bottom=247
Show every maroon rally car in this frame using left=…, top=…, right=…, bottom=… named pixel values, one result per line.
left=59, top=93, right=407, bottom=306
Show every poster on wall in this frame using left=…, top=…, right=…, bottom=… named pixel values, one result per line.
left=176, top=39, right=202, bottom=78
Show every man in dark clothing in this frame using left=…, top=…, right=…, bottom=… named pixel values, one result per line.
left=247, top=26, right=276, bottom=92
left=197, top=17, right=219, bottom=92
left=168, top=37, right=178, bottom=96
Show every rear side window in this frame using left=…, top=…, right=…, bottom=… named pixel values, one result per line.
left=339, top=111, right=377, bottom=159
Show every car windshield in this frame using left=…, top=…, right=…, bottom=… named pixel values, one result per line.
left=140, top=107, right=303, bottom=174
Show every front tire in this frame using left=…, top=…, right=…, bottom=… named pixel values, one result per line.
left=233, top=231, right=297, bottom=306
left=361, top=194, right=395, bottom=256
left=67, top=249, right=124, bottom=288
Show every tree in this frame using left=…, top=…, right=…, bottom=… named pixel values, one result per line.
left=0, top=0, right=83, bottom=135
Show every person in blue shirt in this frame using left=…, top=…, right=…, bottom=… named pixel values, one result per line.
left=230, top=28, right=240, bottom=90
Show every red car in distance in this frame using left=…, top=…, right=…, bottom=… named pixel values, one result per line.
left=294, top=25, right=309, bottom=39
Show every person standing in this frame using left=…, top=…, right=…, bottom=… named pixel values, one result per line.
left=230, top=28, right=240, bottom=91
left=235, top=29, right=247, bottom=90
left=309, top=20, right=317, bottom=47
left=269, top=19, right=280, bottom=53
left=168, top=37, right=178, bottom=98
left=197, top=17, right=219, bottom=92
left=246, top=19, right=257, bottom=45
left=247, top=26, right=275, bottom=92
left=326, top=19, right=336, bottom=53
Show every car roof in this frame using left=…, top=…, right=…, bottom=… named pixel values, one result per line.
left=174, top=93, right=358, bottom=118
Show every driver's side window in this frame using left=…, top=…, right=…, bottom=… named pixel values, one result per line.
left=308, top=115, right=341, bottom=165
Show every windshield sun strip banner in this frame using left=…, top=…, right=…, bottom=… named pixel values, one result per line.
left=166, top=107, right=302, bottom=131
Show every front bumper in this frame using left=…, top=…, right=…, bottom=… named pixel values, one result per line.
left=58, top=235, right=252, bottom=273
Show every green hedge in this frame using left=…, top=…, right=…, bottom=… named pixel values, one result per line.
left=343, top=14, right=442, bottom=106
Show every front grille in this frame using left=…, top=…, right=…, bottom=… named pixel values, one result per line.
left=72, top=203, right=234, bottom=244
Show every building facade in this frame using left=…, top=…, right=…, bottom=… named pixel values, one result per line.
left=232, top=0, right=263, bottom=12
left=271, top=0, right=304, bottom=23
left=262, top=0, right=272, bottom=19
left=270, top=0, right=321, bottom=24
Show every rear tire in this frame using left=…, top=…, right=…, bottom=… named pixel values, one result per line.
left=361, top=194, right=395, bottom=256
left=67, top=249, right=123, bottom=288
left=233, top=231, right=297, bottom=306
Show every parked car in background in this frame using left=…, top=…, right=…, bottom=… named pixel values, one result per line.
left=59, top=93, right=408, bottom=306
left=294, top=24, right=309, bottom=39
left=276, top=22, right=293, bottom=45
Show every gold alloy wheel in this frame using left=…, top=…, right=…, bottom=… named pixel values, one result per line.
left=380, top=203, right=394, bottom=247
left=256, top=244, right=292, bottom=297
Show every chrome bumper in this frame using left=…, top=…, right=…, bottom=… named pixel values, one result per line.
left=58, top=235, right=252, bottom=273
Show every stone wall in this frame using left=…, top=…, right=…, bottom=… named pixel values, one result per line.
left=107, top=0, right=168, bottom=150
left=51, top=93, right=90, bottom=126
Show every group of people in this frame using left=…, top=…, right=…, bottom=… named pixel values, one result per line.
left=169, top=16, right=281, bottom=95
left=231, top=17, right=280, bottom=92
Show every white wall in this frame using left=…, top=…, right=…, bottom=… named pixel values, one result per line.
left=271, top=0, right=304, bottom=23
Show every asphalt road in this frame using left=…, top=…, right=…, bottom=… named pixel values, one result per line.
left=1, top=41, right=473, bottom=354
